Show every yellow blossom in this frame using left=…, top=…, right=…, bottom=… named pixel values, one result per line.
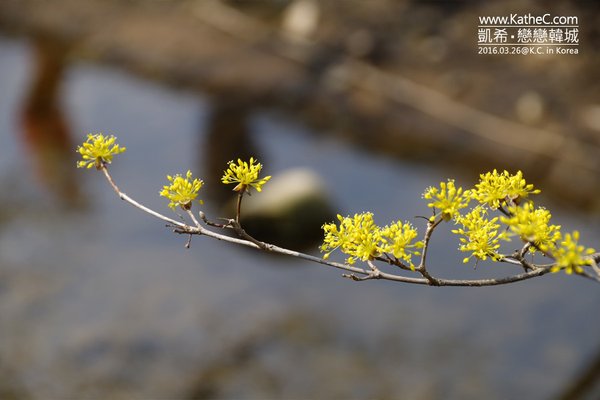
left=76, top=133, right=126, bottom=169
left=380, top=221, right=422, bottom=268
left=501, top=202, right=561, bottom=252
left=452, top=207, right=507, bottom=263
left=222, top=157, right=271, bottom=193
left=550, top=231, right=596, bottom=275
left=321, top=213, right=421, bottom=267
left=423, top=179, right=470, bottom=221
left=471, top=170, right=540, bottom=209
left=321, top=214, right=354, bottom=259
left=160, top=170, right=204, bottom=210
left=321, top=212, right=382, bottom=264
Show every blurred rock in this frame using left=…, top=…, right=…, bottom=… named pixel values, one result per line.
left=239, top=168, right=335, bottom=250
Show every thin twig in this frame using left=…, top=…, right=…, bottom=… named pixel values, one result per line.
left=367, top=260, right=382, bottom=276
left=417, top=217, right=442, bottom=269
left=198, top=211, right=227, bottom=228
left=589, top=255, right=600, bottom=278
left=227, top=219, right=270, bottom=250
left=235, top=192, right=243, bottom=224
left=101, top=165, right=186, bottom=228
left=186, top=209, right=201, bottom=228
left=415, top=217, right=442, bottom=285
left=375, top=254, right=413, bottom=271
left=519, top=242, right=532, bottom=259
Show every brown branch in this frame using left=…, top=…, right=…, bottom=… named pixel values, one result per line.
left=100, top=165, right=185, bottom=228
left=235, top=191, right=243, bottom=224
left=97, top=165, right=593, bottom=288
left=415, top=217, right=443, bottom=286
left=227, top=219, right=270, bottom=251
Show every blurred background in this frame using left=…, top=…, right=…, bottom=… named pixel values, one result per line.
left=1, top=0, right=600, bottom=399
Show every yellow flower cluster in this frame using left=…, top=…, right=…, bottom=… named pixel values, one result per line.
left=222, top=158, right=271, bottom=193
left=159, top=170, right=204, bottom=210
left=76, top=133, right=126, bottom=169
left=550, top=231, right=596, bottom=275
left=423, top=179, right=470, bottom=221
left=500, top=202, right=561, bottom=252
left=452, top=207, right=507, bottom=263
left=453, top=170, right=594, bottom=274
left=380, top=220, right=422, bottom=265
left=321, top=212, right=422, bottom=267
left=471, top=170, right=540, bottom=209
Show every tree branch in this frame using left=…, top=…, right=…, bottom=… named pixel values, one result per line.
left=98, top=165, right=593, bottom=288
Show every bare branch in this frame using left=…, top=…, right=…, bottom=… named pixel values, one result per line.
left=186, top=209, right=201, bottom=228
left=97, top=165, right=590, bottom=288
left=415, top=217, right=442, bottom=285
left=589, top=255, right=600, bottom=279
left=226, top=219, right=270, bottom=251
left=417, top=217, right=442, bottom=270
left=100, top=165, right=186, bottom=228
left=235, top=192, right=243, bottom=224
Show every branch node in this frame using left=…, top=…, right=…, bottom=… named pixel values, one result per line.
left=342, top=272, right=379, bottom=281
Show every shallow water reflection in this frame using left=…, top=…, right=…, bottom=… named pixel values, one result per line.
left=1, top=36, right=600, bottom=399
